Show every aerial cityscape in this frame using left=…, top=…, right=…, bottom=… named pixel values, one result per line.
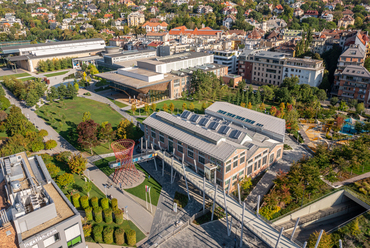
left=0, top=0, right=370, bottom=247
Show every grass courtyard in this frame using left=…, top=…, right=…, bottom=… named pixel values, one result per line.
left=44, top=71, right=69, bottom=77
left=36, top=97, right=142, bottom=155
left=0, top=72, right=31, bottom=80
left=94, top=156, right=162, bottom=206
left=20, top=77, right=37, bottom=82
left=108, top=98, right=128, bottom=108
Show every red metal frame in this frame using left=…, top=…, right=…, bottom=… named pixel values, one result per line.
left=111, top=139, right=140, bottom=185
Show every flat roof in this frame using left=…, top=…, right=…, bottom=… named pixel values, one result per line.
left=8, top=49, right=104, bottom=61
left=141, top=52, right=212, bottom=65
left=95, top=71, right=174, bottom=89
left=254, top=51, right=290, bottom=58
left=21, top=183, right=74, bottom=240
left=1, top=38, right=104, bottom=51
left=105, top=50, right=156, bottom=58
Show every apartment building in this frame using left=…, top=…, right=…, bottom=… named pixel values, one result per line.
left=337, top=44, right=366, bottom=71
left=143, top=102, right=285, bottom=192
left=212, top=50, right=240, bottom=74
left=0, top=152, right=85, bottom=248
left=332, top=65, right=370, bottom=107
left=282, top=57, right=325, bottom=87
left=127, top=11, right=145, bottom=27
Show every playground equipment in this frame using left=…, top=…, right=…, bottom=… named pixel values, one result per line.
left=111, top=139, right=141, bottom=186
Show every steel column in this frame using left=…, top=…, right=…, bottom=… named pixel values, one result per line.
left=181, top=161, right=190, bottom=200
left=257, top=195, right=261, bottom=217
left=240, top=202, right=245, bottom=247
left=314, top=230, right=324, bottom=248
left=275, top=227, right=284, bottom=248
left=211, top=185, right=217, bottom=221
left=203, top=177, right=206, bottom=213
left=290, top=217, right=300, bottom=241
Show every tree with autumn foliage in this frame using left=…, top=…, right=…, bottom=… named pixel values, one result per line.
left=98, top=121, right=115, bottom=146
left=77, top=119, right=100, bottom=154
left=68, top=153, right=87, bottom=175
left=332, top=116, right=345, bottom=132
left=247, top=102, right=252, bottom=109
left=307, top=230, right=333, bottom=248
left=270, top=106, right=277, bottom=116
left=259, top=103, right=266, bottom=112
left=285, top=105, right=299, bottom=132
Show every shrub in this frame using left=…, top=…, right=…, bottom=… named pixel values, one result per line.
left=93, top=207, right=102, bottom=223
left=115, top=228, right=125, bottom=245
left=0, top=96, right=10, bottom=110
left=45, top=140, right=57, bottom=149
left=85, top=207, right=93, bottom=221
left=83, top=224, right=92, bottom=237
left=101, top=198, right=109, bottom=210
left=38, top=129, right=48, bottom=137
left=31, top=141, right=44, bottom=152
left=359, top=187, right=367, bottom=195
left=46, top=163, right=60, bottom=178
left=114, top=209, right=123, bottom=224
left=111, top=198, right=118, bottom=211
left=72, top=193, right=80, bottom=208
left=103, top=226, right=114, bottom=244
left=93, top=225, right=103, bottom=243
left=80, top=195, right=89, bottom=209
left=91, top=196, right=99, bottom=208
left=126, top=229, right=136, bottom=246
left=104, top=208, right=113, bottom=224
left=55, top=151, right=71, bottom=163
left=173, top=192, right=188, bottom=208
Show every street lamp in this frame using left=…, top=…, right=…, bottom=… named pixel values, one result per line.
left=301, top=182, right=309, bottom=207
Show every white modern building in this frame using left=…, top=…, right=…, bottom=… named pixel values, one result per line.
left=282, top=57, right=325, bottom=87
left=212, top=50, right=240, bottom=74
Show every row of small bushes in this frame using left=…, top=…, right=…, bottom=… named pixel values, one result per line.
left=71, top=194, right=118, bottom=211
left=92, top=226, right=136, bottom=245
left=85, top=207, right=123, bottom=224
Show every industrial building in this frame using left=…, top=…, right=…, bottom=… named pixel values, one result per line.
left=1, top=38, right=105, bottom=72
left=0, top=152, right=85, bottom=248
left=96, top=52, right=228, bottom=102
left=143, top=102, right=285, bottom=192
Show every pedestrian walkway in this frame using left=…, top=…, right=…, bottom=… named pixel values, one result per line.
left=333, top=171, right=370, bottom=187
left=84, top=162, right=154, bottom=235
left=152, top=150, right=300, bottom=248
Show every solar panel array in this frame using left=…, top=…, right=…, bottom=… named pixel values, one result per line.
left=230, top=130, right=242, bottom=139
left=181, top=110, right=191, bottom=119
left=217, top=109, right=258, bottom=125
left=209, top=121, right=219, bottom=130
left=190, top=114, right=199, bottom=122
left=199, top=117, right=209, bottom=126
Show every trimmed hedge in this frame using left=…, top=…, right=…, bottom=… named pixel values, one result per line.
left=93, top=225, right=103, bottom=243
left=126, top=229, right=136, bottom=246
left=101, top=198, right=109, bottom=210
left=93, top=207, right=102, bottom=223
left=114, top=209, right=124, bottom=224
left=83, top=224, right=92, bottom=237
left=111, top=198, right=118, bottom=211
left=72, top=193, right=80, bottom=208
left=115, top=227, right=125, bottom=245
left=80, top=195, right=89, bottom=209
left=85, top=207, right=93, bottom=221
left=103, top=226, right=114, bottom=244
left=91, top=196, right=99, bottom=208
left=104, top=208, right=113, bottom=224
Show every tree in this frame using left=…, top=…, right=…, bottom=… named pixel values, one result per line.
left=307, top=230, right=333, bottom=248
left=0, top=111, right=7, bottom=122
left=330, top=97, right=338, bottom=107
left=317, top=89, right=327, bottom=101
left=247, top=102, right=252, bottom=109
left=347, top=99, right=358, bottom=109
left=241, top=177, right=252, bottom=191
left=116, top=119, right=133, bottom=139
left=182, top=102, right=187, bottom=111
left=56, top=173, right=75, bottom=189
left=163, top=103, right=168, bottom=112
left=131, top=104, right=137, bottom=115
left=339, top=101, right=348, bottom=111
left=25, top=90, right=39, bottom=107
left=77, top=120, right=100, bottom=154
left=169, top=102, right=175, bottom=113
left=83, top=181, right=92, bottom=196
left=259, top=103, right=266, bottom=112
left=270, top=106, right=277, bottom=116
left=356, top=103, right=365, bottom=114
left=189, top=102, right=195, bottom=112
left=201, top=102, right=207, bottom=111
left=82, top=111, right=91, bottom=122
left=151, top=103, right=157, bottom=112
left=46, top=163, right=60, bottom=178
left=68, top=154, right=87, bottom=175
left=39, top=129, right=48, bottom=137
left=0, top=96, right=10, bottom=110
left=98, top=121, right=115, bottom=144
left=74, top=83, right=79, bottom=93
left=261, top=85, right=274, bottom=102
left=45, top=140, right=57, bottom=150
left=332, top=116, right=345, bottom=132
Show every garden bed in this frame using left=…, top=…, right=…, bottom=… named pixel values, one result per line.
left=173, top=192, right=188, bottom=208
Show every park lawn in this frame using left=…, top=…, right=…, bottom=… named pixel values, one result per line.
left=0, top=72, right=30, bottom=80
left=20, top=77, right=37, bottom=82
left=44, top=71, right=69, bottom=77
left=35, top=97, right=142, bottom=155
left=94, top=156, right=162, bottom=206
left=126, top=99, right=212, bottom=116
left=85, top=220, right=146, bottom=245
left=108, top=98, right=128, bottom=108
left=0, top=132, right=8, bottom=138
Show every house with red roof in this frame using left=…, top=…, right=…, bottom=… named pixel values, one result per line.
left=146, top=32, right=169, bottom=42
left=169, top=26, right=223, bottom=39
left=222, top=6, right=237, bottom=15
left=104, top=13, right=114, bottom=19
left=142, top=21, right=168, bottom=33
left=273, top=5, right=284, bottom=14
left=223, top=15, right=236, bottom=30
left=36, top=7, right=49, bottom=13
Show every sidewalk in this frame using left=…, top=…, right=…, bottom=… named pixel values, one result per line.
left=333, top=171, right=370, bottom=187
left=84, top=162, right=154, bottom=235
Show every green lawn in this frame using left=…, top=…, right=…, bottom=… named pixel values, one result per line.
left=94, top=156, right=162, bottom=206
left=108, top=98, right=128, bottom=108
left=0, top=72, right=30, bottom=80
left=20, top=77, right=36, bottom=82
left=44, top=71, right=69, bottom=77
left=35, top=97, right=143, bottom=155
left=85, top=220, right=146, bottom=245
left=126, top=99, right=211, bottom=116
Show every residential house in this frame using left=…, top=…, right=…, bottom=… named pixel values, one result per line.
left=36, top=7, right=49, bottom=13
left=337, top=44, right=366, bottom=71
left=301, top=10, right=319, bottom=20
left=321, top=12, right=333, bottom=22
left=338, top=16, right=355, bottom=29
left=151, top=6, right=159, bottom=15
left=294, top=8, right=304, bottom=17
left=274, top=5, right=284, bottom=14
left=127, top=11, right=145, bottom=27
left=146, top=32, right=169, bottom=42
left=342, top=9, right=354, bottom=18
left=142, top=21, right=168, bottom=32
left=222, top=7, right=237, bottom=15
left=223, top=15, right=236, bottom=30
left=198, top=5, right=213, bottom=14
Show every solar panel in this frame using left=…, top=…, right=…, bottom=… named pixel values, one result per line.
left=181, top=110, right=191, bottom=119
left=250, top=121, right=255, bottom=124
left=199, top=118, right=209, bottom=126
left=190, top=114, right=200, bottom=122
left=209, top=121, right=219, bottom=130
left=222, top=126, right=230, bottom=134
left=230, top=130, right=242, bottom=139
